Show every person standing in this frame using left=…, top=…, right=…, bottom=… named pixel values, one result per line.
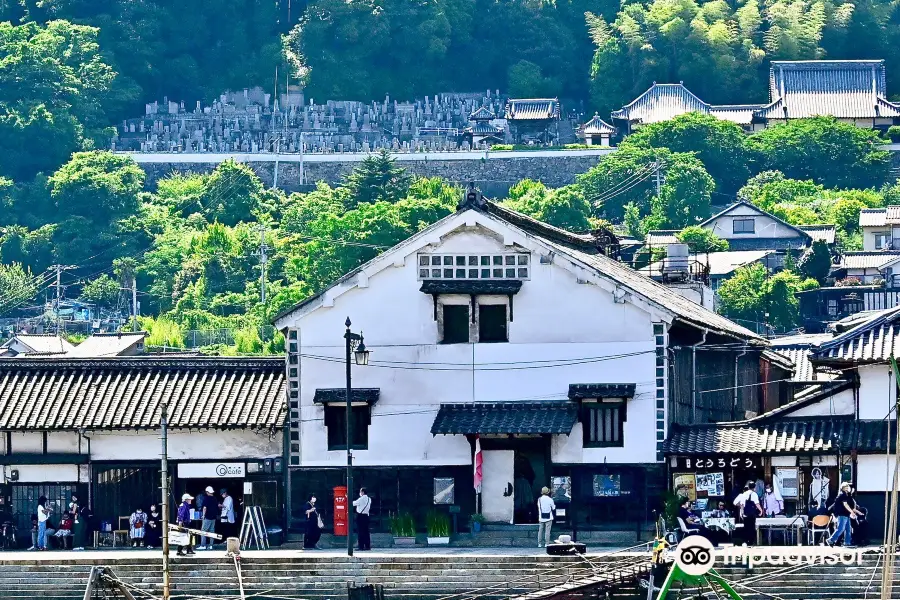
left=145, top=505, right=162, bottom=549
left=762, top=484, right=784, bottom=516
left=220, top=489, right=235, bottom=540
left=536, top=487, right=556, bottom=548
left=303, top=494, right=322, bottom=549
left=352, top=488, right=372, bottom=551
left=130, top=507, right=147, bottom=547
left=734, top=480, right=762, bottom=546
left=199, top=486, right=220, bottom=549
left=827, top=482, right=862, bottom=547
left=176, top=494, right=195, bottom=556
left=70, top=494, right=86, bottom=551
left=36, top=496, right=51, bottom=551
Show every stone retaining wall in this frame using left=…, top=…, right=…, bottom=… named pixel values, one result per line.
left=129, top=149, right=613, bottom=197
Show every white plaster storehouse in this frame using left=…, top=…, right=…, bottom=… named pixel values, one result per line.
left=276, top=193, right=766, bottom=538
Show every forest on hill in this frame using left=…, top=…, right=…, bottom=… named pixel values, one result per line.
left=4, top=0, right=900, bottom=346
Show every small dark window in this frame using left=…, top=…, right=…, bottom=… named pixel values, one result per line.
left=733, top=219, right=755, bottom=234
left=442, top=305, right=470, bottom=344
left=581, top=402, right=625, bottom=448
left=324, top=405, right=370, bottom=450
left=478, top=304, right=508, bottom=343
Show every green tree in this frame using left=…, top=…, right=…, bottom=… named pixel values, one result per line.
left=343, top=149, right=412, bottom=207
left=798, top=240, right=832, bottom=284
left=48, top=151, right=143, bottom=221
left=200, top=160, right=265, bottom=226
left=0, top=262, right=38, bottom=313
left=80, top=273, right=120, bottom=308
left=644, top=154, right=715, bottom=229
left=503, top=181, right=591, bottom=231
left=737, top=172, right=823, bottom=213
left=749, top=117, right=891, bottom=189
left=623, top=202, right=644, bottom=239
left=621, top=112, right=752, bottom=193
left=0, top=20, right=117, bottom=180
left=507, top=60, right=557, bottom=98
left=676, top=226, right=729, bottom=253
left=718, top=264, right=819, bottom=332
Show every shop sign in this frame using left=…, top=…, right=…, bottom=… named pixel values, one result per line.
left=178, top=462, right=246, bottom=479
left=673, top=456, right=762, bottom=470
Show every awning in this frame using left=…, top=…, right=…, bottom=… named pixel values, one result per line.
left=431, top=401, right=578, bottom=435
left=313, top=388, right=380, bottom=404
left=568, top=383, right=636, bottom=400
left=663, top=418, right=856, bottom=455
left=420, top=280, right=523, bottom=295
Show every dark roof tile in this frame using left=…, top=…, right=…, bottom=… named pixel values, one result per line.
left=431, top=401, right=578, bottom=435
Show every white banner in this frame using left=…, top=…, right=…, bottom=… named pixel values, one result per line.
left=178, top=462, right=245, bottom=479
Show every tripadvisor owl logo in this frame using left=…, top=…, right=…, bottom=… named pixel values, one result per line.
left=675, top=534, right=865, bottom=570
left=675, top=535, right=715, bottom=576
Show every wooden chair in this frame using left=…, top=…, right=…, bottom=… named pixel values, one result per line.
left=807, top=514, right=832, bottom=546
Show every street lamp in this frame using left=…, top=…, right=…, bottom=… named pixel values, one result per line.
left=344, top=317, right=370, bottom=556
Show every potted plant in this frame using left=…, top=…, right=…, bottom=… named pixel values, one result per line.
left=427, top=511, right=451, bottom=545
left=470, top=513, right=485, bottom=533
left=390, top=512, right=416, bottom=546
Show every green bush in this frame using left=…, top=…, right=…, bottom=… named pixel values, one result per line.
left=426, top=511, right=450, bottom=537
left=389, top=512, right=416, bottom=537
left=888, top=126, right=900, bottom=140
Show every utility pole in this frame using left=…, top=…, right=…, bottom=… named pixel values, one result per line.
left=160, top=400, right=171, bottom=600
left=655, top=160, right=662, bottom=197
left=255, top=224, right=270, bottom=305
left=51, top=265, right=74, bottom=334
left=132, top=277, right=139, bottom=332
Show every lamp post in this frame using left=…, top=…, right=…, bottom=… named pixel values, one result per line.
left=344, top=317, right=369, bottom=557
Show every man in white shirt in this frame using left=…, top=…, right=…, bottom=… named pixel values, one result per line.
left=352, top=488, right=372, bottom=551
left=220, top=489, right=236, bottom=540
left=536, top=487, right=556, bottom=548
left=733, top=480, right=762, bottom=546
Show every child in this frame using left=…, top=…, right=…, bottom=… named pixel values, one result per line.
left=130, top=508, right=147, bottom=547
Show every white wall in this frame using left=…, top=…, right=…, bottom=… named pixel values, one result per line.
left=788, top=388, right=855, bottom=417
left=10, top=432, right=42, bottom=453
left=857, top=454, right=895, bottom=492
left=704, top=204, right=801, bottom=242
left=859, top=364, right=895, bottom=420
left=862, top=227, right=887, bottom=251
left=285, top=217, right=665, bottom=468
left=5, top=464, right=79, bottom=483
left=89, top=429, right=281, bottom=461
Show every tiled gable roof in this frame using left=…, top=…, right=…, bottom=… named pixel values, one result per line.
left=759, top=60, right=900, bottom=119
left=835, top=251, right=900, bottom=270
left=798, top=225, right=836, bottom=244
left=68, top=332, right=146, bottom=357
left=645, top=230, right=680, bottom=246
left=431, top=401, right=578, bottom=435
left=611, top=84, right=709, bottom=124
left=664, top=417, right=856, bottom=455
left=582, top=114, right=616, bottom=135
left=1, top=335, right=75, bottom=356
left=860, top=206, right=900, bottom=227
left=469, top=106, right=495, bottom=121
left=813, top=305, right=900, bottom=364
left=0, top=357, right=285, bottom=430
left=504, top=98, right=559, bottom=121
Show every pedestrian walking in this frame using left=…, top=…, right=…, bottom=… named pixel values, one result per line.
left=827, top=482, right=863, bottom=548
left=352, top=488, right=372, bottom=551
left=145, top=504, right=162, bottom=549
left=69, top=494, right=86, bottom=551
left=199, top=486, right=220, bottom=549
left=536, top=487, right=556, bottom=548
left=36, top=496, right=51, bottom=551
left=220, top=489, right=235, bottom=540
left=176, top=494, right=195, bottom=556
left=303, top=494, right=322, bottom=549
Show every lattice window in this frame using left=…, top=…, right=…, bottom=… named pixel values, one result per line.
left=418, top=254, right=529, bottom=280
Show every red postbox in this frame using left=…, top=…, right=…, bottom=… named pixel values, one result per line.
left=333, top=486, right=348, bottom=536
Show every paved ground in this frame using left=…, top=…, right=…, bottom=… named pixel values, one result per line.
left=0, top=545, right=648, bottom=562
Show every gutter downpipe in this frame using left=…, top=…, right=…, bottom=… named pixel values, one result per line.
left=691, top=330, right=709, bottom=423
left=735, top=345, right=750, bottom=420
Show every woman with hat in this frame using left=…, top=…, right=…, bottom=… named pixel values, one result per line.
left=826, top=482, right=863, bottom=547
left=536, top=487, right=556, bottom=548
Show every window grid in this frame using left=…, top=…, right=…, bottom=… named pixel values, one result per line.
left=418, top=254, right=529, bottom=280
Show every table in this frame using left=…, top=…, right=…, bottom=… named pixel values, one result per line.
left=703, top=517, right=736, bottom=533
left=756, top=515, right=808, bottom=545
